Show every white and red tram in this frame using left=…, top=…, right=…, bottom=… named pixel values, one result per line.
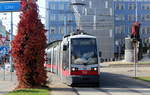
left=45, top=33, right=100, bottom=86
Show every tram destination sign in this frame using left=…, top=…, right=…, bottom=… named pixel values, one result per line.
left=0, top=0, right=20, bottom=12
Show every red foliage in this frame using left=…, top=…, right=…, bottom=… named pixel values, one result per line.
left=12, top=0, right=47, bottom=88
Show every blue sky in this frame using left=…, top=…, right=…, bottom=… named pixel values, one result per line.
left=38, top=0, right=46, bottom=24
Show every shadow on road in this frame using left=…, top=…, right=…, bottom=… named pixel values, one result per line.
left=100, top=72, right=150, bottom=88
left=46, top=72, right=150, bottom=95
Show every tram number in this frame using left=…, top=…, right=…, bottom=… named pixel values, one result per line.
left=82, top=70, right=87, bottom=74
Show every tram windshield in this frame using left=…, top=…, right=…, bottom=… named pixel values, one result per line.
left=71, top=38, right=98, bottom=65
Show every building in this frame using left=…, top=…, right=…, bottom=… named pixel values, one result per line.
left=45, top=0, right=76, bottom=43
left=45, top=0, right=150, bottom=60
left=114, top=0, right=150, bottom=56
left=71, top=0, right=114, bottom=60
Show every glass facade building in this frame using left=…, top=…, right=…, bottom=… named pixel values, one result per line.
left=114, top=0, right=150, bottom=54
left=46, top=0, right=76, bottom=43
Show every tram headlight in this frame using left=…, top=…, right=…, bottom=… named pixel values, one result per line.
left=71, top=67, right=78, bottom=71
left=91, top=67, right=98, bottom=71
left=72, top=67, right=75, bottom=71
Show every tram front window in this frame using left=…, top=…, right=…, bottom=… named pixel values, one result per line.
left=71, top=38, right=98, bottom=65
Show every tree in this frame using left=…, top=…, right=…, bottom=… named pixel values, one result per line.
left=12, top=0, right=47, bottom=88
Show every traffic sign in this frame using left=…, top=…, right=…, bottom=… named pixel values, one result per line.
left=0, top=46, right=9, bottom=56
left=0, top=1, right=20, bottom=12
left=0, top=0, right=20, bottom=2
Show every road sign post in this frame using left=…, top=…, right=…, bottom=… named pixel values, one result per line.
left=0, top=0, right=20, bottom=80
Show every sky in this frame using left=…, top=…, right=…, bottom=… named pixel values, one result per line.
left=0, top=0, right=46, bottom=35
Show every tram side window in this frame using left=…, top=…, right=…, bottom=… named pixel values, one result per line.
left=48, top=53, right=51, bottom=64
left=62, top=44, right=69, bottom=70
left=48, top=58, right=51, bottom=64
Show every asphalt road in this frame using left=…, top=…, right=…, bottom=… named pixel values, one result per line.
left=49, top=66, right=150, bottom=95
left=74, top=72, right=150, bottom=95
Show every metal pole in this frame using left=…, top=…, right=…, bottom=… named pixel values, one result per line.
left=135, top=0, right=138, bottom=22
left=118, top=45, right=120, bottom=60
left=10, top=12, right=13, bottom=80
left=3, top=64, right=5, bottom=80
left=134, top=42, right=137, bottom=77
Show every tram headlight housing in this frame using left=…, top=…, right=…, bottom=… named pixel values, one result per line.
left=71, top=67, right=78, bottom=71
left=91, top=67, right=98, bottom=71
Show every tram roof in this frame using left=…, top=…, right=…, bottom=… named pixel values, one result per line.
left=46, top=40, right=62, bottom=49
left=63, top=32, right=96, bottom=39
left=70, top=34, right=96, bottom=39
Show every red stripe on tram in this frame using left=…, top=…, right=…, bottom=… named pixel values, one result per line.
left=71, top=70, right=98, bottom=75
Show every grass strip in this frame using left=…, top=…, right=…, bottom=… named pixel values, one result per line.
left=135, top=77, right=150, bottom=82
left=7, top=88, right=49, bottom=95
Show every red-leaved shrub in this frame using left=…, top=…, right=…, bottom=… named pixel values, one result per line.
left=12, top=0, right=47, bottom=88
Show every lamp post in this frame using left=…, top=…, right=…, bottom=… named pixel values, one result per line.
left=70, top=2, right=86, bottom=30
left=9, top=12, right=13, bottom=81
left=133, top=0, right=138, bottom=78
left=135, top=0, right=138, bottom=22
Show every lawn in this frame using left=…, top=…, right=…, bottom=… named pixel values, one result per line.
left=138, top=62, right=150, bottom=64
left=7, top=89, right=49, bottom=95
left=135, top=77, right=150, bottom=82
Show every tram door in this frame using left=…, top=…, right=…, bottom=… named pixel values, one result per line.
left=62, top=44, right=69, bottom=77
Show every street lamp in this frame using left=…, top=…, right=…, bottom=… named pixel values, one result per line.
left=133, top=0, right=138, bottom=77
left=135, top=0, right=138, bottom=22
left=70, top=2, right=86, bottom=30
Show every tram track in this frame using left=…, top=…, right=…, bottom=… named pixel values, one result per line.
left=72, top=87, right=113, bottom=95
left=72, top=87, right=80, bottom=95
left=71, top=76, right=148, bottom=95
left=72, top=86, right=145, bottom=95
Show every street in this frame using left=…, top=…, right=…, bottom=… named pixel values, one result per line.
left=0, top=66, right=150, bottom=95
left=49, top=66, right=150, bottom=95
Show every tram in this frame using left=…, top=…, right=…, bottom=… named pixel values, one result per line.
left=45, top=33, right=100, bottom=86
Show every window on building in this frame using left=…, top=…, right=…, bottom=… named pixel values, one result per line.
left=142, top=4, right=150, bottom=10
left=142, top=26, right=150, bottom=34
left=143, top=38, right=149, bottom=47
left=59, top=4, right=64, bottom=10
left=142, top=14, right=150, bottom=21
left=105, top=1, right=108, bottom=8
left=115, top=3, right=125, bottom=10
left=50, top=4, right=55, bottom=10
left=59, top=14, right=64, bottom=21
left=115, top=15, right=125, bottom=20
left=128, top=26, right=132, bottom=34
left=58, top=27, right=64, bottom=35
left=50, top=27, right=55, bottom=34
left=50, top=14, right=56, bottom=21
left=128, top=15, right=135, bottom=21
left=128, top=3, right=136, bottom=10
left=67, top=15, right=73, bottom=21
left=115, top=26, right=125, bottom=34
left=89, top=1, right=92, bottom=8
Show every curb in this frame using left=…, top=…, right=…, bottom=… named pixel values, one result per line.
left=100, top=63, right=150, bottom=67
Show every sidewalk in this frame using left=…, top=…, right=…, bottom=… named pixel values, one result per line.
left=47, top=73, right=76, bottom=95
left=100, top=61, right=150, bottom=68
left=0, top=80, right=17, bottom=95
left=0, top=71, right=17, bottom=95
